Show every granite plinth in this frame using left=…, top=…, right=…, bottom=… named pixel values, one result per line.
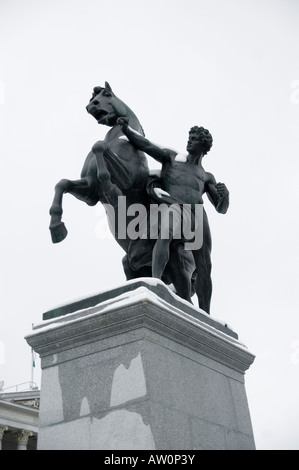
left=26, top=280, right=255, bottom=450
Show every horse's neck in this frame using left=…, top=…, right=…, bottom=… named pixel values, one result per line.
left=105, top=108, right=144, bottom=142
left=127, top=113, right=144, bottom=135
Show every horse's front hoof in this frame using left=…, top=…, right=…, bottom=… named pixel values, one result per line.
left=49, top=222, right=68, bottom=243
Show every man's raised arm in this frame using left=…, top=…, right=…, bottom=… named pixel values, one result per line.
left=117, top=117, right=172, bottom=163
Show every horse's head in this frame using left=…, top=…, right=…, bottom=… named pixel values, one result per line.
left=86, top=81, right=127, bottom=127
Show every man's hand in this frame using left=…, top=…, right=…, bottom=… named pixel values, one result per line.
left=117, top=117, right=129, bottom=129
left=215, top=182, right=229, bottom=199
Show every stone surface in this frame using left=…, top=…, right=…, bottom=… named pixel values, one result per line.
left=26, top=281, right=255, bottom=450
left=42, top=278, right=238, bottom=339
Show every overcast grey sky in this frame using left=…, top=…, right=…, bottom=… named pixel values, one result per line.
left=0, top=0, right=299, bottom=450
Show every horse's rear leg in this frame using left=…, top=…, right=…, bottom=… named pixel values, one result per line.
left=49, top=177, right=97, bottom=243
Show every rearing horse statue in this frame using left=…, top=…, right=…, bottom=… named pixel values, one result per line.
left=49, top=81, right=149, bottom=254
left=49, top=82, right=197, bottom=303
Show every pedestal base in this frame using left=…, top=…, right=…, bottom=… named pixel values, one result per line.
left=26, top=279, right=255, bottom=450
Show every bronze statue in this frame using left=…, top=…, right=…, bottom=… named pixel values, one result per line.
left=49, top=82, right=229, bottom=313
left=117, top=118, right=229, bottom=313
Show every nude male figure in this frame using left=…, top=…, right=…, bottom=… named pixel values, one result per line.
left=117, top=117, right=229, bottom=313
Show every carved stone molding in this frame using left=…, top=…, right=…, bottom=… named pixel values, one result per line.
left=15, top=429, right=33, bottom=446
left=0, top=425, right=8, bottom=439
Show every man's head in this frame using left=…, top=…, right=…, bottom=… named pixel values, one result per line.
left=187, top=126, right=213, bottom=156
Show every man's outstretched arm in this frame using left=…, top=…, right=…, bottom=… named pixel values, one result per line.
left=117, top=117, right=173, bottom=163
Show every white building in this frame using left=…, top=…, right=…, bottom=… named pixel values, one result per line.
left=0, top=384, right=39, bottom=450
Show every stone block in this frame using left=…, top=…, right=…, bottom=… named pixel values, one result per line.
left=25, top=279, right=255, bottom=450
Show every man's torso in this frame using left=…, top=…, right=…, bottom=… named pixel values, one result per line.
left=161, top=157, right=207, bottom=205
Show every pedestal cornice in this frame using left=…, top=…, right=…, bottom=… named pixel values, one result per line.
left=26, top=282, right=254, bottom=375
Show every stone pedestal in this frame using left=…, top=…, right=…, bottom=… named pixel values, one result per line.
left=25, top=279, right=255, bottom=450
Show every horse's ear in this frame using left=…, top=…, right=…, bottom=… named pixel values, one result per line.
left=105, top=81, right=113, bottom=93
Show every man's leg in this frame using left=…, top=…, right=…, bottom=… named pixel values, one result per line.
left=152, top=205, right=182, bottom=280
left=192, top=209, right=212, bottom=313
left=152, top=237, right=171, bottom=279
